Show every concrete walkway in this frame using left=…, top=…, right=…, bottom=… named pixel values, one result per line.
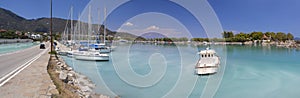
left=0, top=44, right=58, bottom=98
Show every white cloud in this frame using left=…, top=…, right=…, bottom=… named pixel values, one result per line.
left=146, top=25, right=160, bottom=30
left=118, top=26, right=190, bottom=38
left=124, top=22, right=134, bottom=26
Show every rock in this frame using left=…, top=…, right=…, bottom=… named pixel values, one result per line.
left=243, top=41, right=253, bottom=45
left=62, top=64, right=67, bottom=68
left=67, top=80, right=74, bottom=84
left=67, top=67, right=73, bottom=71
left=66, top=75, right=74, bottom=82
left=49, top=88, right=59, bottom=95
left=59, top=71, right=67, bottom=80
left=67, top=72, right=74, bottom=77
left=55, top=65, right=61, bottom=71
left=69, top=71, right=76, bottom=75
left=53, top=46, right=110, bottom=97
left=57, top=62, right=61, bottom=65
left=100, top=94, right=110, bottom=98
left=81, top=86, right=92, bottom=92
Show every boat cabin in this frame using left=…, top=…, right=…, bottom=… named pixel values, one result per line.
left=198, top=48, right=217, bottom=58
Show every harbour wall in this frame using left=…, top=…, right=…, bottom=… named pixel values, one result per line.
left=0, top=39, right=33, bottom=44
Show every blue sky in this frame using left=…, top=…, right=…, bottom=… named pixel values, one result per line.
left=0, top=0, right=88, bottom=19
left=0, top=0, right=300, bottom=38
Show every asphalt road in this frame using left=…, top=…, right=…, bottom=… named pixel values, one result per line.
left=0, top=43, right=48, bottom=78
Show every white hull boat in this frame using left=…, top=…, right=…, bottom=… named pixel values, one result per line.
left=74, top=51, right=109, bottom=61
left=195, top=48, right=220, bottom=75
left=66, top=51, right=74, bottom=58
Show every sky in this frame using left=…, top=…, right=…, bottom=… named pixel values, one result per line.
left=0, top=0, right=300, bottom=38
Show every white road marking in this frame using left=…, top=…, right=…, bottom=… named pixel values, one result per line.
left=0, top=47, right=49, bottom=87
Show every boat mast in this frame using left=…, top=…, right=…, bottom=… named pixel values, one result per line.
left=97, top=8, right=100, bottom=44
left=97, top=8, right=100, bottom=34
left=77, top=13, right=81, bottom=42
left=88, top=6, right=92, bottom=49
left=64, top=7, right=71, bottom=41
left=50, top=0, right=53, bottom=52
left=70, top=6, right=73, bottom=43
left=103, top=7, right=107, bottom=45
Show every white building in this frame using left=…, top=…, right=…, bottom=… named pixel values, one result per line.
left=31, top=34, right=41, bottom=39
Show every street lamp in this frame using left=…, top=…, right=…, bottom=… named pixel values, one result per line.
left=50, top=0, right=53, bottom=52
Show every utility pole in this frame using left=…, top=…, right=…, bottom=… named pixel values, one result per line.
left=50, top=0, right=53, bottom=52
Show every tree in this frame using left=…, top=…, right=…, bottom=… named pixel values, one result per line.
left=250, top=32, right=263, bottom=40
left=222, top=31, right=234, bottom=38
left=270, top=32, right=276, bottom=40
left=0, top=30, right=18, bottom=39
left=287, top=33, right=294, bottom=40
left=191, top=38, right=209, bottom=42
left=275, top=32, right=287, bottom=41
left=235, top=32, right=247, bottom=39
left=265, top=32, right=271, bottom=38
left=233, top=32, right=250, bottom=42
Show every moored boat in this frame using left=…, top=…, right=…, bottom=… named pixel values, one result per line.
left=74, top=51, right=109, bottom=61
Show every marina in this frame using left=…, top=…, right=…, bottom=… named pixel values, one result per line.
left=60, top=43, right=300, bottom=98
left=1, top=0, right=300, bottom=97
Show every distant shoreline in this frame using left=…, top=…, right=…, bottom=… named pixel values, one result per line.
left=0, top=39, right=33, bottom=44
left=130, top=40, right=300, bottom=48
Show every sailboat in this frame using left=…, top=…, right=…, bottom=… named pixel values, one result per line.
left=90, top=8, right=111, bottom=53
left=65, top=6, right=78, bottom=58
left=58, top=6, right=76, bottom=57
left=73, top=6, right=109, bottom=61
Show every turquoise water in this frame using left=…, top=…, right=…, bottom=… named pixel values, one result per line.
left=63, top=43, right=300, bottom=98
left=0, top=42, right=37, bottom=54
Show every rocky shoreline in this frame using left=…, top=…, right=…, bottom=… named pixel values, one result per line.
left=48, top=55, right=110, bottom=98
left=133, top=40, right=300, bottom=49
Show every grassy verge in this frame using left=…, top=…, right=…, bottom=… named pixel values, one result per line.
left=47, top=55, right=80, bottom=98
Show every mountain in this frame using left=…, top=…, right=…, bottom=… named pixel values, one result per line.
left=140, top=32, right=167, bottom=39
left=295, top=37, right=300, bottom=41
left=0, top=7, right=140, bottom=39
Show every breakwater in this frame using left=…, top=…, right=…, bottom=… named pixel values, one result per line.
left=0, top=39, right=33, bottom=44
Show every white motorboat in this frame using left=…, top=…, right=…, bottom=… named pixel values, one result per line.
left=195, top=47, right=220, bottom=75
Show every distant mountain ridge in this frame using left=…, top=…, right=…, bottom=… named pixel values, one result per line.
left=0, top=7, right=63, bottom=32
left=140, top=32, right=167, bottom=39
left=0, top=7, right=140, bottom=39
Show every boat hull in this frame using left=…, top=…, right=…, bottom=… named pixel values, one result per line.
left=195, top=67, right=217, bottom=75
left=74, top=54, right=109, bottom=61
left=67, top=52, right=74, bottom=58
left=99, top=49, right=111, bottom=53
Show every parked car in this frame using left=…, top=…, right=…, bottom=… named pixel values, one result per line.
left=40, top=43, right=45, bottom=49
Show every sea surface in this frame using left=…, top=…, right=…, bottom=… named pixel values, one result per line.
left=62, top=43, right=300, bottom=98
left=0, top=42, right=37, bottom=54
